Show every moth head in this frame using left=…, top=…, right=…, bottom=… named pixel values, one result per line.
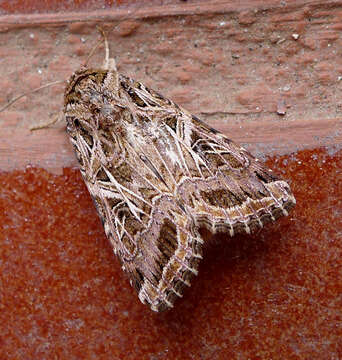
left=64, top=67, right=124, bottom=130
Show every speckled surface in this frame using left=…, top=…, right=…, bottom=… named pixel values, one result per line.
left=0, top=0, right=192, bottom=15
left=1, top=1, right=342, bottom=172
left=0, top=1, right=341, bottom=359
left=0, top=148, right=341, bottom=359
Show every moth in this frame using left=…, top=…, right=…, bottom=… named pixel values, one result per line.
left=64, top=32, right=295, bottom=312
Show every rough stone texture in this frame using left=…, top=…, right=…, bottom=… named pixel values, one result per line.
left=0, top=1, right=341, bottom=359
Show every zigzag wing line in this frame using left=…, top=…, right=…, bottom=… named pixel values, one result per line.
left=64, top=65, right=296, bottom=312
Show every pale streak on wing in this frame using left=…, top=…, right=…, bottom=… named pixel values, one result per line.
left=164, top=125, right=192, bottom=177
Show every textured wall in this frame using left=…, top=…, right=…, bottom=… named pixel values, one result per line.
left=0, top=1, right=341, bottom=359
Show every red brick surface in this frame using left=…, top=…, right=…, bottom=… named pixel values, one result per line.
left=0, top=149, right=341, bottom=359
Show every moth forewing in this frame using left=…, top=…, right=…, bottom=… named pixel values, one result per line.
left=63, top=33, right=296, bottom=312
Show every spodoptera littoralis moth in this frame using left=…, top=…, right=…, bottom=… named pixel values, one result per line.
left=2, top=26, right=296, bottom=312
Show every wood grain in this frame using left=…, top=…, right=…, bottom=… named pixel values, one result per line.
left=0, top=0, right=341, bottom=172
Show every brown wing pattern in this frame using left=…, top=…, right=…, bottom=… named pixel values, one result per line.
left=63, top=64, right=295, bottom=311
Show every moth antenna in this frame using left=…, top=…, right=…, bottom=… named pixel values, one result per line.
left=83, top=31, right=105, bottom=67
left=97, top=27, right=113, bottom=70
left=100, top=27, right=110, bottom=68
left=95, top=3, right=145, bottom=69
left=30, top=111, right=64, bottom=131
left=84, top=27, right=115, bottom=71
left=0, top=80, right=64, bottom=113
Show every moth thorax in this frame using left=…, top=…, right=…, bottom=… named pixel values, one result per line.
left=98, top=103, right=125, bottom=129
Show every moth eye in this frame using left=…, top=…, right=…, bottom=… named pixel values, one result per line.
left=74, top=119, right=80, bottom=127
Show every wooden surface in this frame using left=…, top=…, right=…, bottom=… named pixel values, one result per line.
left=0, top=0, right=341, bottom=172
left=0, top=1, right=341, bottom=359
